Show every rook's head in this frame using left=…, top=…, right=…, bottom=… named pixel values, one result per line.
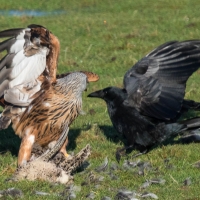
left=88, top=87, right=127, bottom=105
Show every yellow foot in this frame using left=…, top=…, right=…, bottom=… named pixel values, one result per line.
left=63, top=152, right=72, bottom=159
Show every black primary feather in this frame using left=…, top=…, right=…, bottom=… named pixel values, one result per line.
left=0, top=28, right=24, bottom=38
left=88, top=40, right=200, bottom=151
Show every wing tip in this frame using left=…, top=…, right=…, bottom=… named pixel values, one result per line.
left=0, top=28, right=26, bottom=38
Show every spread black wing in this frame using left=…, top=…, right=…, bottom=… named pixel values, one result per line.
left=124, top=40, right=200, bottom=121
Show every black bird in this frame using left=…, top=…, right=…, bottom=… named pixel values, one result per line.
left=88, top=40, right=200, bottom=152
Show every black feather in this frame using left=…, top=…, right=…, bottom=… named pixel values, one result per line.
left=0, top=28, right=24, bottom=38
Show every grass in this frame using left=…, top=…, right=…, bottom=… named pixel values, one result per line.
left=1, top=0, right=200, bottom=199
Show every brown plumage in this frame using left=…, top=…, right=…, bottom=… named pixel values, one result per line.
left=0, top=25, right=99, bottom=166
left=25, top=24, right=60, bottom=84
left=7, top=71, right=98, bottom=166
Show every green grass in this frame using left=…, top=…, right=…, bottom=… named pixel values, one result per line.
left=1, top=0, right=200, bottom=199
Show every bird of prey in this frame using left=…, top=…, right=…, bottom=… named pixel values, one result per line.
left=0, top=25, right=99, bottom=166
left=0, top=24, right=60, bottom=131
left=88, top=40, right=200, bottom=152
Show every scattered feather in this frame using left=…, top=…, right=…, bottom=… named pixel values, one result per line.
left=116, top=147, right=126, bottom=162
left=137, top=169, right=145, bottom=176
left=122, top=160, right=139, bottom=171
left=108, top=171, right=119, bottom=180
left=102, top=196, right=112, bottom=200
left=110, top=162, right=119, bottom=171
left=137, top=161, right=152, bottom=170
left=65, top=185, right=81, bottom=193
left=79, top=161, right=91, bottom=171
left=149, top=178, right=166, bottom=185
left=193, top=161, right=200, bottom=168
left=127, top=159, right=141, bottom=168
left=0, top=188, right=23, bottom=198
left=165, top=163, right=175, bottom=170
left=140, top=192, right=158, bottom=199
left=68, top=192, right=76, bottom=199
left=81, top=171, right=104, bottom=186
left=35, top=191, right=50, bottom=196
left=98, top=175, right=105, bottom=181
left=115, top=189, right=137, bottom=200
left=87, top=171, right=97, bottom=183
left=164, top=158, right=175, bottom=169
left=95, top=184, right=101, bottom=189
left=122, top=160, right=132, bottom=170
left=95, top=157, right=109, bottom=172
left=86, top=191, right=96, bottom=199
left=131, top=150, right=147, bottom=158
left=140, top=181, right=151, bottom=189
left=59, top=184, right=81, bottom=198
left=183, top=177, right=192, bottom=186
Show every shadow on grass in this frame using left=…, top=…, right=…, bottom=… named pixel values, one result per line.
left=0, top=121, right=197, bottom=159
left=99, top=125, right=129, bottom=145
left=99, top=124, right=199, bottom=156
left=99, top=125, right=179, bottom=147
left=0, top=126, right=82, bottom=156
left=67, top=128, right=82, bottom=151
left=0, top=126, right=20, bottom=156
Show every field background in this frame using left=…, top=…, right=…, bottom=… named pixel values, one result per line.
left=1, top=0, right=200, bottom=199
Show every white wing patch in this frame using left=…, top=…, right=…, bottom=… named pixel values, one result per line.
left=9, top=47, right=48, bottom=87
left=16, top=28, right=30, bottom=40
left=0, top=27, right=49, bottom=105
left=4, top=80, right=42, bottom=106
left=9, top=39, right=25, bottom=53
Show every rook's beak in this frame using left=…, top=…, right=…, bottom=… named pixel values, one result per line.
left=87, top=90, right=104, bottom=98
